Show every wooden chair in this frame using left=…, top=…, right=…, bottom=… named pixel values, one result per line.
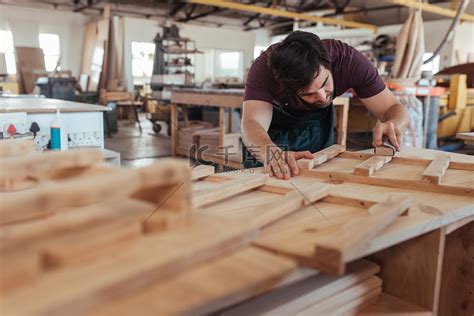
left=101, top=90, right=142, bottom=133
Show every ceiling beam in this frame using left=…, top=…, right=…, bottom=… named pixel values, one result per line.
left=384, top=0, right=474, bottom=22
left=184, top=0, right=378, bottom=31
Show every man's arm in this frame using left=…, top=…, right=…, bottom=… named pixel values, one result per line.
left=241, top=100, right=313, bottom=179
left=359, top=87, right=410, bottom=151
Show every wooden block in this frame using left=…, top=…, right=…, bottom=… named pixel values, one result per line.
left=0, top=159, right=190, bottom=225
left=191, top=164, right=215, bottom=180
left=421, top=154, right=451, bottom=184
left=42, top=219, right=142, bottom=269
left=0, top=149, right=103, bottom=190
left=314, top=194, right=413, bottom=275
left=0, top=199, right=154, bottom=246
left=297, top=145, right=345, bottom=170
left=142, top=210, right=191, bottom=233
left=354, top=155, right=392, bottom=176
left=374, top=146, right=395, bottom=156
left=359, top=292, right=432, bottom=315
left=193, top=174, right=268, bottom=208
left=0, top=139, right=36, bottom=157
left=220, top=259, right=380, bottom=316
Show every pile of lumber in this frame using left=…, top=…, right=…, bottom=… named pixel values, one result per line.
left=176, top=121, right=214, bottom=156
left=198, top=131, right=242, bottom=162
left=221, top=259, right=382, bottom=315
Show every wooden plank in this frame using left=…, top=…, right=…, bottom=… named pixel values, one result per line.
left=249, top=183, right=330, bottom=229
left=0, top=199, right=154, bottom=246
left=339, top=151, right=474, bottom=171
left=295, top=276, right=382, bottom=315
left=421, top=154, right=451, bottom=184
left=88, top=246, right=298, bottom=316
left=0, top=139, right=36, bottom=157
left=369, top=228, right=445, bottom=312
left=0, top=159, right=190, bottom=225
left=335, top=99, right=349, bottom=146
left=171, top=91, right=243, bottom=108
left=313, top=194, right=412, bottom=275
left=438, top=221, right=474, bottom=316
left=354, top=156, right=393, bottom=176
left=0, top=149, right=103, bottom=190
left=42, top=219, right=142, bottom=269
left=1, top=215, right=257, bottom=315
left=445, top=215, right=474, bottom=235
left=193, top=174, right=268, bottom=208
left=456, top=132, right=474, bottom=142
left=299, top=168, right=473, bottom=197
left=220, top=259, right=379, bottom=316
left=359, top=292, right=432, bottom=316
left=321, top=195, right=376, bottom=209
left=191, top=164, right=215, bottom=180
left=330, top=288, right=381, bottom=315
left=298, top=144, right=346, bottom=170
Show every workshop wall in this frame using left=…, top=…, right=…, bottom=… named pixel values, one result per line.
left=0, top=5, right=90, bottom=77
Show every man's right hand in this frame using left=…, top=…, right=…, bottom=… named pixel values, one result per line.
left=264, top=148, right=314, bottom=180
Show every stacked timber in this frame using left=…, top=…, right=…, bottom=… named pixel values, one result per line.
left=197, top=131, right=242, bottom=163
left=176, top=121, right=214, bottom=156
left=220, top=259, right=382, bottom=315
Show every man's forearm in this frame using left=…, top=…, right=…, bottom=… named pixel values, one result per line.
left=241, top=119, right=277, bottom=163
left=383, top=103, right=409, bottom=130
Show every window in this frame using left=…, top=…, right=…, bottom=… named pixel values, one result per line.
left=421, top=53, right=440, bottom=74
left=214, top=50, right=243, bottom=80
left=254, top=45, right=266, bottom=59
left=131, top=42, right=155, bottom=85
left=0, top=30, right=16, bottom=74
left=39, top=33, right=61, bottom=71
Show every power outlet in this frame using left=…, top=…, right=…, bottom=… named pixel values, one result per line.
left=68, top=131, right=101, bottom=148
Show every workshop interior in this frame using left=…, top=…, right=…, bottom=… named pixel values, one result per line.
left=0, top=1, right=473, bottom=315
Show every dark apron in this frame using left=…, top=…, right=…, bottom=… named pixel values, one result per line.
left=243, top=99, right=335, bottom=168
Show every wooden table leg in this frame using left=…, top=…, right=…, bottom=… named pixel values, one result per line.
left=170, top=103, right=178, bottom=157
left=228, top=108, right=233, bottom=133
left=336, top=100, right=349, bottom=146
left=219, top=107, right=225, bottom=150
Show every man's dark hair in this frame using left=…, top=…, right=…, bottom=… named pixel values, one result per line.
left=268, top=31, right=330, bottom=95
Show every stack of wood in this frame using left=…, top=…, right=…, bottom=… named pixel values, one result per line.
left=176, top=121, right=214, bottom=157
left=197, top=131, right=242, bottom=163
left=221, top=259, right=382, bottom=315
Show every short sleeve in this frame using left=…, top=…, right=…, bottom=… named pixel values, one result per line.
left=347, top=45, right=386, bottom=98
left=243, top=56, right=276, bottom=103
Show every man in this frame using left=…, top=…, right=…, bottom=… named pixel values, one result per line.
left=241, top=31, right=409, bottom=179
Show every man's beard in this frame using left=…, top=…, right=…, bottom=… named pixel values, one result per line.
left=297, top=94, right=334, bottom=111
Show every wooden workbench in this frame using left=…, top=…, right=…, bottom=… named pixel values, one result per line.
left=169, top=88, right=349, bottom=168
left=0, top=97, right=109, bottom=113
left=1, top=144, right=472, bottom=315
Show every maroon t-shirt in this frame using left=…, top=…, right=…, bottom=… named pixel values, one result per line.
left=244, top=39, right=386, bottom=104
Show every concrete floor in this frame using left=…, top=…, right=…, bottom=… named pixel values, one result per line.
left=105, top=114, right=171, bottom=167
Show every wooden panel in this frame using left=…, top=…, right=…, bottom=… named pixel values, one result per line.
left=171, top=91, right=243, bottom=108
left=439, top=221, right=474, bottom=316
left=359, top=293, right=432, bottom=315
left=369, top=228, right=445, bottom=312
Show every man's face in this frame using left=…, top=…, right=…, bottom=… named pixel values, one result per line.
left=297, top=67, right=334, bottom=108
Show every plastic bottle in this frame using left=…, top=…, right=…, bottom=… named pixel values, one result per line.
left=50, top=108, right=68, bottom=150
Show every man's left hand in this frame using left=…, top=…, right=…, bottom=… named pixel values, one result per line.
left=372, top=121, right=403, bottom=151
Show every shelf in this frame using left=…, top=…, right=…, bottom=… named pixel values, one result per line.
left=163, top=49, right=203, bottom=55
left=358, top=293, right=432, bottom=315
